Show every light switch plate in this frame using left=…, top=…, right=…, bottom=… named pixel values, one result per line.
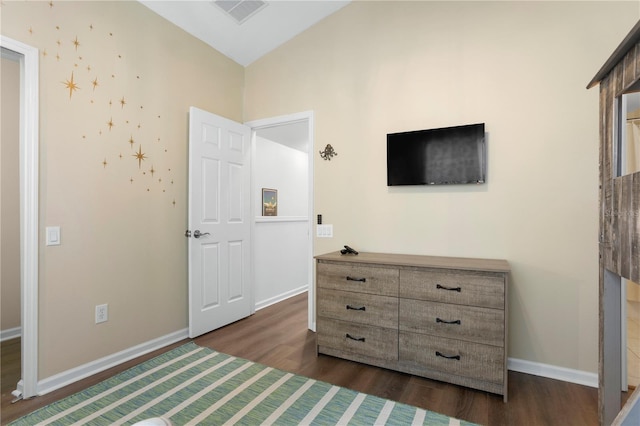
left=46, top=226, right=61, bottom=246
left=317, top=224, right=333, bottom=238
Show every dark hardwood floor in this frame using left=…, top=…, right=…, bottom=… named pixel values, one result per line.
left=0, top=292, right=619, bottom=425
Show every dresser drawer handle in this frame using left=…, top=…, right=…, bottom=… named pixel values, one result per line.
left=436, top=284, right=461, bottom=292
left=346, top=333, right=365, bottom=342
left=436, top=318, right=461, bottom=325
left=346, top=305, right=366, bottom=311
left=346, top=276, right=367, bottom=282
left=435, top=351, right=461, bottom=361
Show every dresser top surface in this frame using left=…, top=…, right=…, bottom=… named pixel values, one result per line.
left=315, top=251, right=510, bottom=273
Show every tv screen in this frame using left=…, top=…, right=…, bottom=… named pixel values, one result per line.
left=387, top=123, right=486, bottom=186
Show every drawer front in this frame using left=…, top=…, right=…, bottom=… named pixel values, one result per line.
left=399, top=332, right=503, bottom=384
left=317, top=318, right=398, bottom=361
left=317, top=261, right=399, bottom=297
left=400, top=268, right=504, bottom=309
left=399, top=299, right=504, bottom=346
left=318, top=288, right=398, bottom=328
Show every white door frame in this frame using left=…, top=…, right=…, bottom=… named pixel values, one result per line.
left=1, top=36, right=40, bottom=398
left=246, top=111, right=315, bottom=331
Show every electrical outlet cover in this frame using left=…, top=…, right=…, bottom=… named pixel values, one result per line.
left=95, top=304, right=108, bottom=324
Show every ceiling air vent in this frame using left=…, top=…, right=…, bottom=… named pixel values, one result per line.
left=212, top=0, right=268, bottom=25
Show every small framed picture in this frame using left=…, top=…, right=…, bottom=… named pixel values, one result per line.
left=262, top=188, right=278, bottom=216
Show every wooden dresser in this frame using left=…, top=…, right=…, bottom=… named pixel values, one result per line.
left=315, top=251, right=510, bottom=401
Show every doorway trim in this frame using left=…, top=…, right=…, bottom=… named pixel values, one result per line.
left=1, top=36, right=39, bottom=399
left=246, top=111, right=315, bottom=331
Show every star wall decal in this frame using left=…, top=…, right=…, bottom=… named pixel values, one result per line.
left=133, top=146, right=147, bottom=168
left=36, top=18, right=176, bottom=207
left=62, top=71, right=79, bottom=98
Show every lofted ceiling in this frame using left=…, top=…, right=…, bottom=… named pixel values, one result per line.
left=139, top=0, right=351, bottom=67
left=139, top=1, right=348, bottom=151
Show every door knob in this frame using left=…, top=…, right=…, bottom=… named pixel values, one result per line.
left=193, top=230, right=210, bottom=239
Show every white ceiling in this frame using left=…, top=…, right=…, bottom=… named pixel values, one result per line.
left=139, top=0, right=351, bottom=67
left=256, top=120, right=309, bottom=152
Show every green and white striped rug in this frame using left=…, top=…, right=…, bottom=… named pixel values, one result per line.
left=10, top=342, right=475, bottom=425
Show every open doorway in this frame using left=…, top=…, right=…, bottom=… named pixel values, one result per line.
left=1, top=46, right=22, bottom=401
left=248, top=112, right=315, bottom=331
left=0, top=36, right=39, bottom=400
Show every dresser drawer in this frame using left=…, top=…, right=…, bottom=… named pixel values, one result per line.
left=400, top=268, right=504, bottom=309
left=399, top=299, right=504, bottom=346
left=317, top=261, right=399, bottom=297
left=317, top=318, right=398, bottom=361
left=399, top=332, right=503, bottom=384
left=317, top=288, right=398, bottom=328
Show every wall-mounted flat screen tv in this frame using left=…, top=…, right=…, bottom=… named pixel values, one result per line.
left=387, top=123, right=486, bottom=186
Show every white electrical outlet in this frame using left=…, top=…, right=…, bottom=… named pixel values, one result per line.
left=95, top=304, right=108, bottom=324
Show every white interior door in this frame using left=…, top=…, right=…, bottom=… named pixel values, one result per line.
left=188, top=107, right=252, bottom=338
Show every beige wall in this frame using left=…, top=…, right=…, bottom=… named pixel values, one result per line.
left=245, top=1, right=638, bottom=373
left=1, top=54, right=21, bottom=333
left=629, top=280, right=640, bottom=302
left=1, top=0, right=638, bottom=383
left=1, top=1, right=244, bottom=378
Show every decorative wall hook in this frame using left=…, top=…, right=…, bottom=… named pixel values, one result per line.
left=319, top=144, right=338, bottom=161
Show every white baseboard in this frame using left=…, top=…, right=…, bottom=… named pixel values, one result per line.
left=508, top=357, right=598, bottom=388
left=36, top=328, right=189, bottom=396
left=1, top=327, right=22, bottom=342
left=27, top=326, right=597, bottom=396
left=255, top=285, right=308, bottom=311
